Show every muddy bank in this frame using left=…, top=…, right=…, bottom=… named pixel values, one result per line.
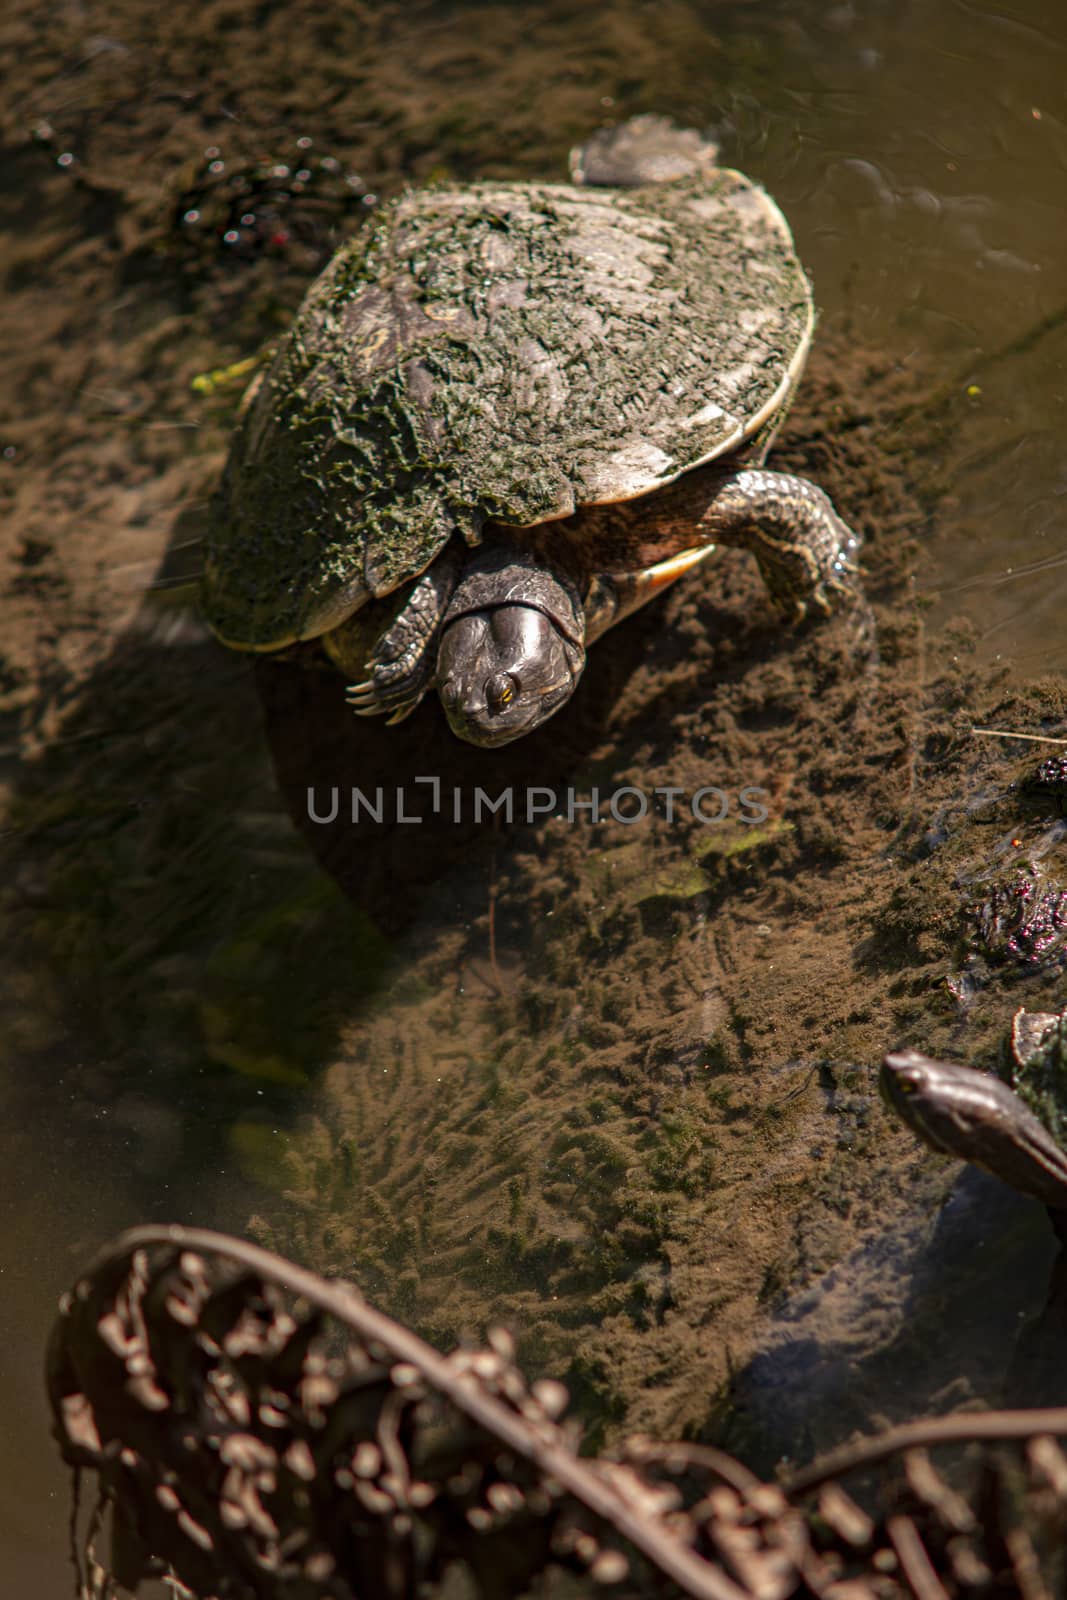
left=246, top=342, right=1067, bottom=1454
left=251, top=650, right=1067, bottom=1463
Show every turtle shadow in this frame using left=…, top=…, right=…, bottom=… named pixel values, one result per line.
left=2, top=518, right=777, bottom=1182
left=2, top=585, right=407, bottom=1193
left=254, top=580, right=742, bottom=933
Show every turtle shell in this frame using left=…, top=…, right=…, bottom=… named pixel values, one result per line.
left=202, top=167, right=812, bottom=649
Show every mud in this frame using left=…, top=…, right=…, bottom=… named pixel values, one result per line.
left=3, top=0, right=1067, bottom=1528
left=249, top=368, right=1067, bottom=1457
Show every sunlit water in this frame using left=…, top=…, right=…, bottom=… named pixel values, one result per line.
left=730, top=0, right=1067, bottom=672
left=3, top=0, right=1067, bottom=1591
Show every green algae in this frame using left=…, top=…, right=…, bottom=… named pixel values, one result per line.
left=203, top=166, right=808, bottom=647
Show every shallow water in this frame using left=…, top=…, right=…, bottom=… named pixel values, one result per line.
left=2, top=0, right=1067, bottom=1592
left=734, top=0, right=1067, bottom=672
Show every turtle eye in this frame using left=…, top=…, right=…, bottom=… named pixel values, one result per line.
left=486, top=671, right=519, bottom=713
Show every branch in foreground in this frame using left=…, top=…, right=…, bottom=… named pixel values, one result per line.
left=47, top=1225, right=1067, bottom=1599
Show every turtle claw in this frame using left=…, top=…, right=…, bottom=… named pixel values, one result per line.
left=802, top=559, right=863, bottom=622
left=343, top=549, right=459, bottom=723
left=761, top=530, right=863, bottom=626
left=346, top=680, right=382, bottom=715
left=346, top=656, right=431, bottom=721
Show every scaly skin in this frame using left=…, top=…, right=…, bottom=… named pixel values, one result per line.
left=533, top=462, right=861, bottom=622
left=339, top=462, right=861, bottom=742
left=881, top=1049, right=1067, bottom=1212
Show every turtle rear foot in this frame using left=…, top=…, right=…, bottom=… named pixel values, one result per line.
left=570, top=115, right=719, bottom=188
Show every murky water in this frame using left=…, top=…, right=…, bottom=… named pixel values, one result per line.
left=2, top=0, right=1067, bottom=1592
left=727, top=0, right=1067, bottom=672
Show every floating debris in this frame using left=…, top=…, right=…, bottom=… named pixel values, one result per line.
left=162, top=138, right=371, bottom=272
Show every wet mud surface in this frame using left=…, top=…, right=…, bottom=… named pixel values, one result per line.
left=251, top=354, right=1067, bottom=1463
left=3, top=2, right=1067, bottom=1587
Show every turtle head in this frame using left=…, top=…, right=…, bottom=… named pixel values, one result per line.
left=436, top=548, right=585, bottom=747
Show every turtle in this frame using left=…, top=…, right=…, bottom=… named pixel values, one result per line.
left=201, top=116, right=861, bottom=748
left=881, top=1007, right=1067, bottom=1223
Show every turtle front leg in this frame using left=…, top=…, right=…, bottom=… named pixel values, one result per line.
left=696, top=468, right=860, bottom=620
left=344, top=547, right=463, bottom=724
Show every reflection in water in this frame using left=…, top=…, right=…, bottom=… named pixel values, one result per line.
left=722, top=1165, right=1063, bottom=1475
left=3, top=0, right=1067, bottom=1593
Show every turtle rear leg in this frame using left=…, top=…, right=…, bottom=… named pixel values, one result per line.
left=570, top=116, right=719, bottom=188
left=337, top=547, right=463, bottom=724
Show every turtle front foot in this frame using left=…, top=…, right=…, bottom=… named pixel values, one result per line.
left=771, top=519, right=863, bottom=625
left=346, top=647, right=433, bottom=725
left=761, top=508, right=874, bottom=663
left=345, top=548, right=462, bottom=724
left=697, top=468, right=864, bottom=623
